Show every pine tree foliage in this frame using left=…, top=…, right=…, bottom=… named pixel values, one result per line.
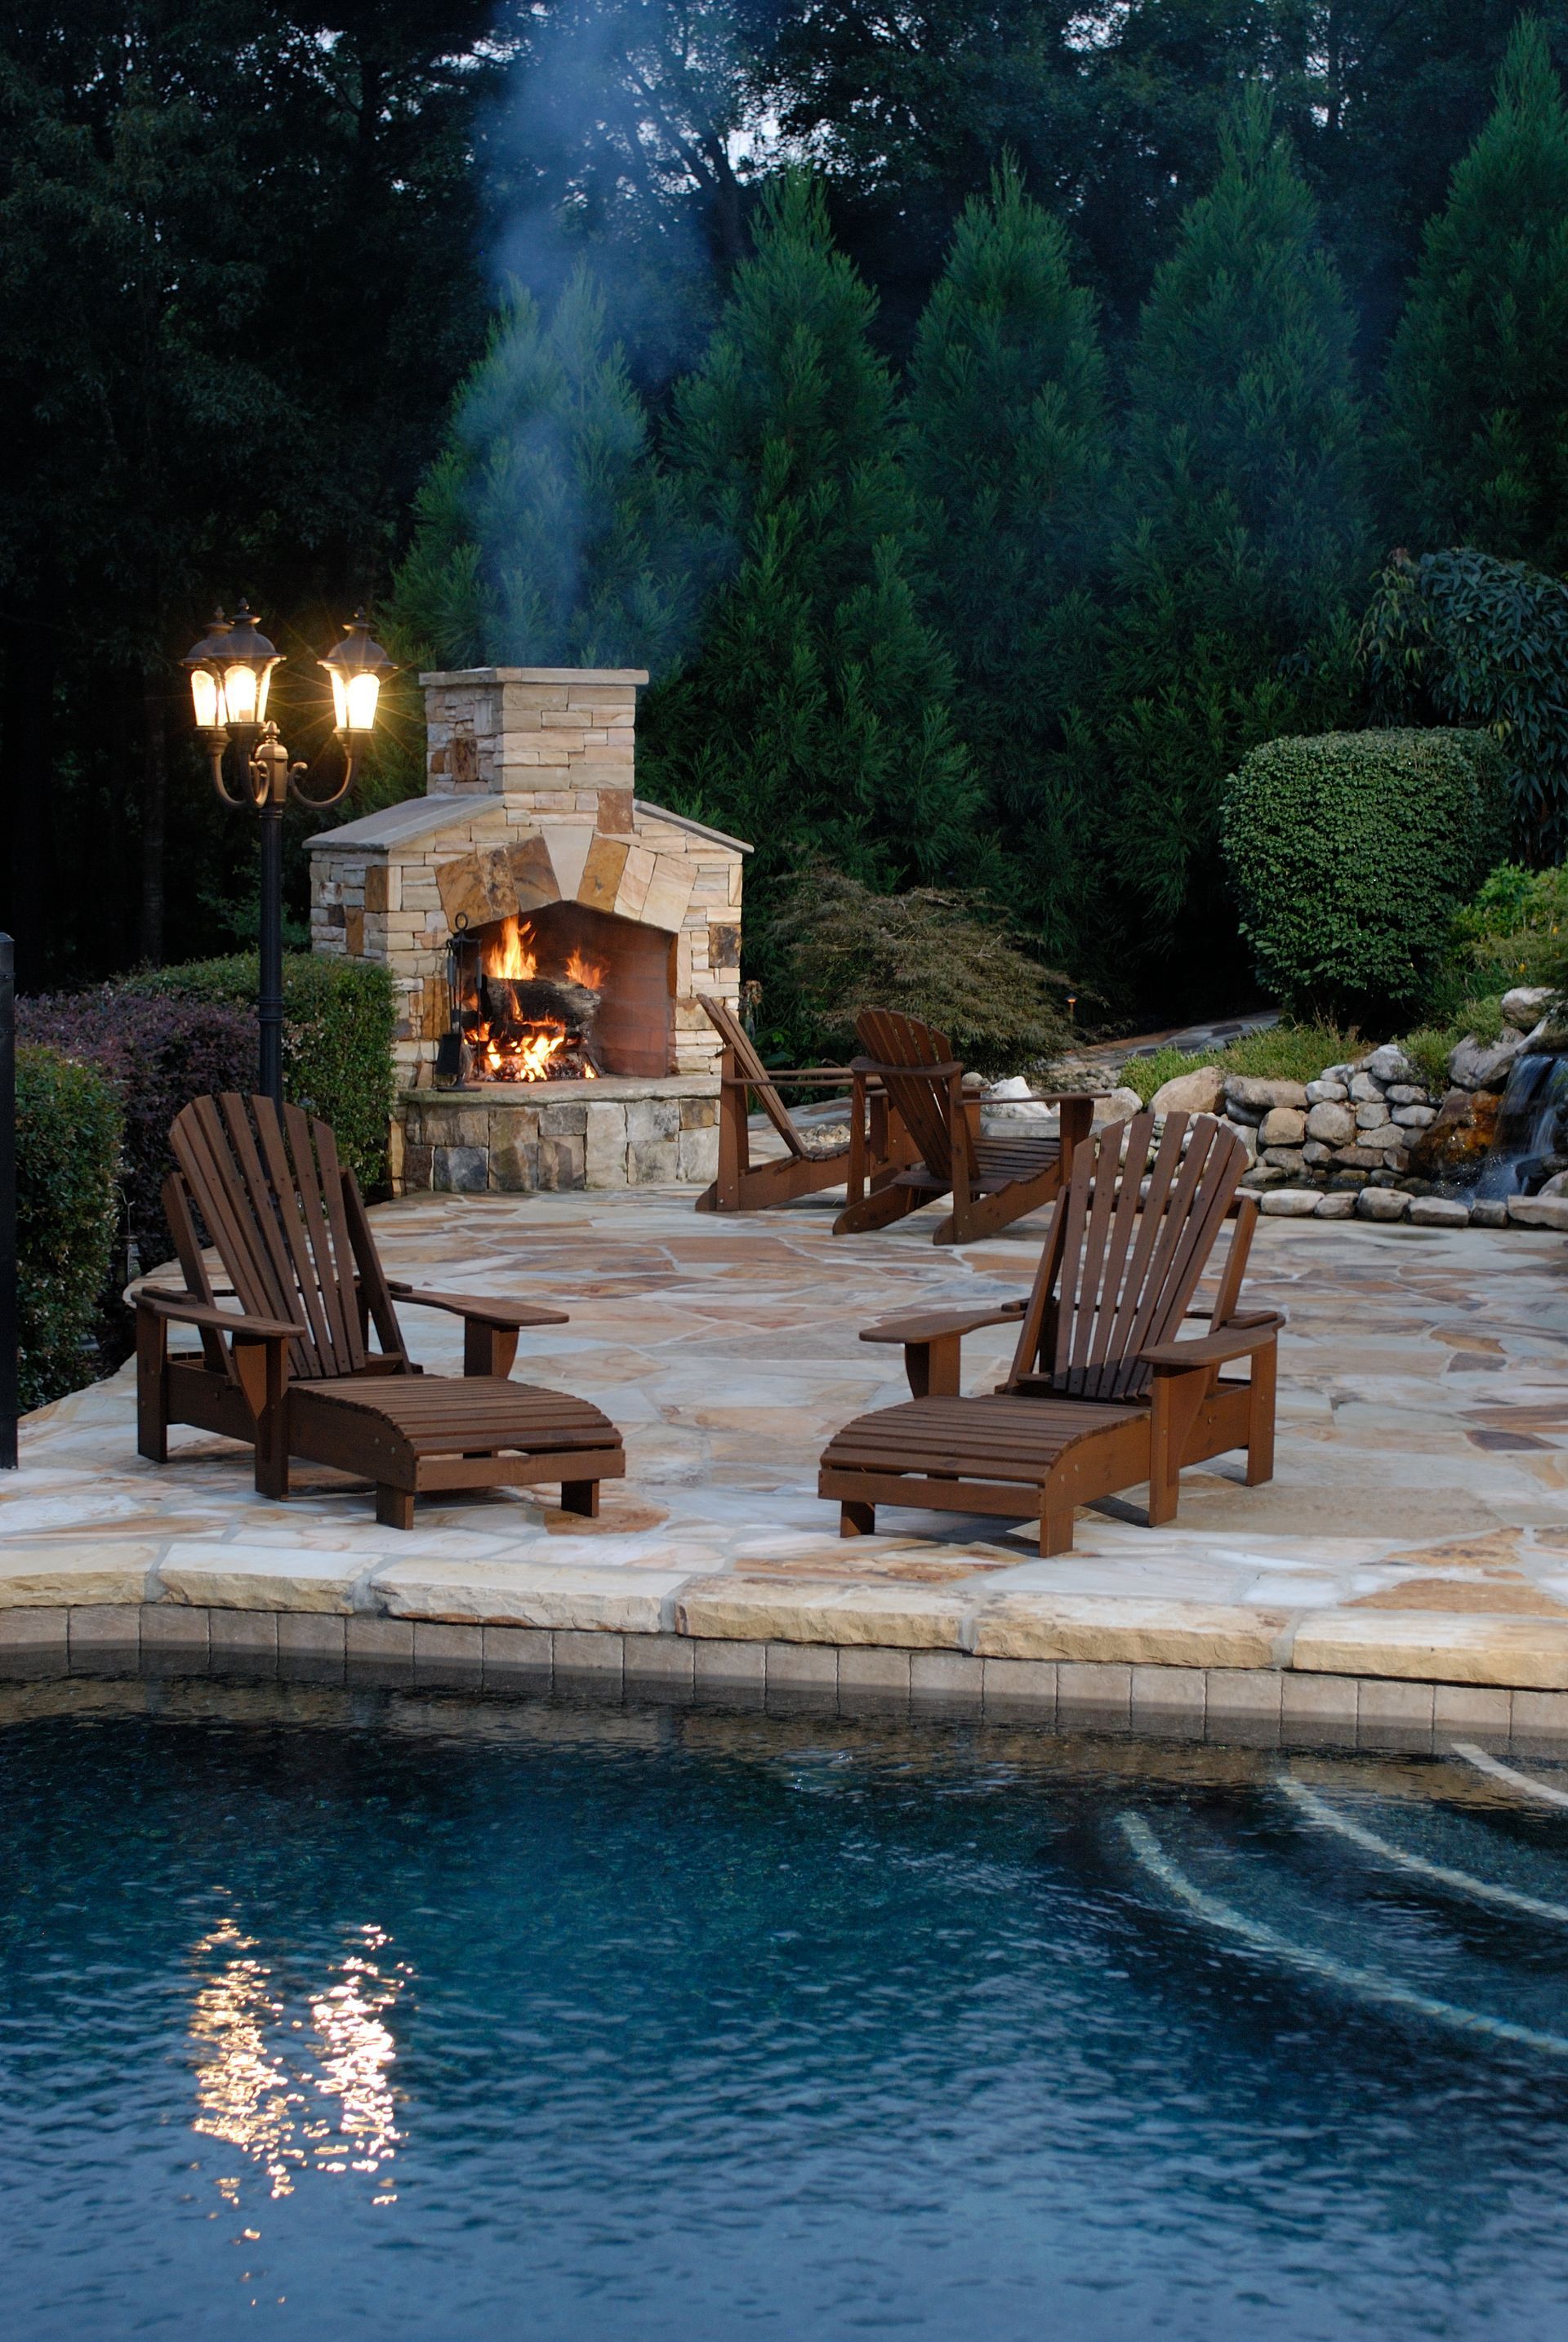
left=1086, top=88, right=1370, bottom=995
left=387, top=269, right=702, bottom=673
left=641, top=172, right=981, bottom=894
left=902, top=162, right=1109, bottom=960
left=1381, top=17, right=1568, bottom=571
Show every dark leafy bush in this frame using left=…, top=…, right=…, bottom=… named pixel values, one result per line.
left=16, top=990, right=253, bottom=1274
left=766, top=864, right=1076, bottom=1075
left=122, top=955, right=397, bottom=1191
left=1220, top=728, right=1507, bottom=1019
left=16, top=1045, right=122, bottom=1410
left=1361, top=550, right=1568, bottom=854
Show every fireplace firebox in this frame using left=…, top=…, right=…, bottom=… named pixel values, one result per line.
left=440, top=903, right=675, bottom=1085
left=309, top=665, right=749, bottom=1191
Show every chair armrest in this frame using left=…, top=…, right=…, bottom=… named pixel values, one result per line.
left=850, top=1053, right=965, bottom=1081
left=136, top=1289, right=302, bottom=1341
left=1004, top=1089, right=1114, bottom=1106
left=1183, top=1307, right=1280, bottom=1329
left=386, top=1283, right=569, bottom=1329
left=1139, top=1317, right=1283, bottom=1370
left=860, top=1301, right=1027, bottom=1346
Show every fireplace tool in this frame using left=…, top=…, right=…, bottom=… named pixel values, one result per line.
left=434, top=915, right=483, bottom=1089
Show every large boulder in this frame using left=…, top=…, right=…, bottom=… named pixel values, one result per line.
left=1092, top=1085, right=1144, bottom=1127
left=1502, top=985, right=1554, bottom=1030
left=1224, top=1075, right=1309, bottom=1118
left=1448, top=1029, right=1526, bottom=1091
left=1148, top=1066, right=1223, bottom=1116
left=1305, top=1100, right=1355, bottom=1146
left=1408, top=1086, right=1503, bottom=1178
left=1364, top=1044, right=1417, bottom=1086
left=1259, top=1106, right=1307, bottom=1146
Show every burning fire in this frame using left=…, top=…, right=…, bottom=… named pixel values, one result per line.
left=468, top=914, right=604, bottom=1083
left=484, top=917, right=537, bottom=981
left=565, top=945, right=606, bottom=988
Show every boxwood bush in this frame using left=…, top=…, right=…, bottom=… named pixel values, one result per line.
left=122, top=954, right=397, bottom=1192
left=1220, top=729, right=1507, bottom=1020
left=16, top=1045, right=122, bottom=1410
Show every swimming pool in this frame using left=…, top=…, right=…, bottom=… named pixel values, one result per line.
left=2, top=1685, right=1567, bottom=2339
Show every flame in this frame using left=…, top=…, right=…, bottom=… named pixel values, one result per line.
left=564, top=946, right=606, bottom=989
left=483, top=1021, right=568, bottom=1082
left=483, top=916, right=536, bottom=981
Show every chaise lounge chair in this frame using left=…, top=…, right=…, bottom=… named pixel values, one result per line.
left=833, top=1008, right=1096, bottom=1244
left=136, top=1092, right=625, bottom=1529
left=695, top=995, right=915, bottom=1213
left=819, top=1110, right=1281, bottom=1554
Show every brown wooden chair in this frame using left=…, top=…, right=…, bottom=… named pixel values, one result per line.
left=136, top=1093, right=625, bottom=1529
left=833, top=1008, right=1095, bottom=1244
left=694, top=996, right=915, bottom=1213
left=819, top=1111, right=1281, bottom=1555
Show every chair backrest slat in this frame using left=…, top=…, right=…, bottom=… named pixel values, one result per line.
left=177, top=1098, right=301, bottom=1352
left=701, top=997, right=808, bottom=1159
left=854, top=1010, right=956, bottom=1179
left=171, top=1093, right=382, bottom=1382
left=238, top=1096, right=340, bottom=1374
left=1005, top=1112, right=1246, bottom=1401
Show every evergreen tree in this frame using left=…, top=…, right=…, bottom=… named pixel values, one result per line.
left=1085, top=88, right=1369, bottom=1001
left=1381, top=16, right=1568, bottom=569
left=642, top=171, right=981, bottom=906
left=902, top=163, right=1109, bottom=962
left=388, top=269, right=701, bottom=673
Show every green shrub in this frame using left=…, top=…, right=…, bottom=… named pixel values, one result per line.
left=765, top=864, right=1076, bottom=1076
left=122, top=955, right=397, bottom=1192
left=1116, top=1017, right=1363, bottom=1106
left=1220, top=728, right=1507, bottom=1020
left=1450, top=860, right=1568, bottom=995
left=16, top=1045, right=122, bottom=1410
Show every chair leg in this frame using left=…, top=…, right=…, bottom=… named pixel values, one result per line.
left=136, top=1307, right=167, bottom=1463
left=840, top=1499, right=875, bottom=1537
left=1039, top=1500, right=1076, bottom=1556
left=376, top=1485, right=416, bottom=1530
left=1245, top=1342, right=1277, bottom=1485
left=560, top=1480, right=600, bottom=1518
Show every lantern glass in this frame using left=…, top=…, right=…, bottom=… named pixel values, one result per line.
left=189, top=667, right=220, bottom=728
left=223, top=662, right=260, bottom=725
left=345, top=671, right=381, bottom=732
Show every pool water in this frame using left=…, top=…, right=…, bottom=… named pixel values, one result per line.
left=4, top=1688, right=1568, bottom=2340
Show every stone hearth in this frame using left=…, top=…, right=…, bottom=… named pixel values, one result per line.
left=307, top=666, right=749, bottom=1191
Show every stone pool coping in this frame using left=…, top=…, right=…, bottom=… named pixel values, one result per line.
left=5, top=1610, right=1565, bottom=1761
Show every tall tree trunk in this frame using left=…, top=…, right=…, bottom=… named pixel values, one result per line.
left=0, top=607, right=58, bottom=991
left=139, top=665, right=167, bottom=965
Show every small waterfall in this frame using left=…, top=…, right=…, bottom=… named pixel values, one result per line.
left=1472, top=1050, right=1568, bottom=1197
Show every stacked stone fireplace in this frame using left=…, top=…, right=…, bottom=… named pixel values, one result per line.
left=308, top=666, right=748, bottom=1191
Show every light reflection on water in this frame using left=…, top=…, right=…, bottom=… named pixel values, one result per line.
left=189, top=1913, right=406, bottom=2209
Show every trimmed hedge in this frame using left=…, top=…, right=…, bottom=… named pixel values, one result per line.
left=16, top=1045, right=122, bottom=1410
left=1220, top=728, right=1507, bottom=1018
left=122, top=955, right=397, bottom=1192
left=17, top=990, right=253, bottom=1273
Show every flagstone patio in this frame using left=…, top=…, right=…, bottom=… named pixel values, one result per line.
left=7, top=1181, right=1568, bottom=1739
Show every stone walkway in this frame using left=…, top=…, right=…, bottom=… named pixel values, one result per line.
left=7, top=1185, right=1568, bottom=1734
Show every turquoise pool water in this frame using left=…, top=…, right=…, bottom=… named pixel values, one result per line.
left=3, top=1689, right=1568, bottom=2338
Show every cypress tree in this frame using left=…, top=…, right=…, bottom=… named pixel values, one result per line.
left=388, top=269, right=700, bottom=672
left=1087, top=89, right=1369, bottom=1000
left=1381, top=16, right=1568, bottom=569
left=643, top=172, right=980, bottom=896
left=902, top=163, right=1109, bottom=963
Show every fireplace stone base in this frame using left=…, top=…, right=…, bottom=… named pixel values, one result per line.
left=393, top=1075, right=720, bottom=1194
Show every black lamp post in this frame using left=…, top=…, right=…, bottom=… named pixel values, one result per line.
left=183, top=604, right=394, bottom=1110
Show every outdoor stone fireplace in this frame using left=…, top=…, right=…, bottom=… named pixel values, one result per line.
left=307, top=666, right=748, bottom=1191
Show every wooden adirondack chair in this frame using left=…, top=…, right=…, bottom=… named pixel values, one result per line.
left=136, top=1093, right=625, bottom=1529
left=694, top=995, right=915, bottom=1213
left=833, top=1009, right=1095, bottom=1245
left=819, top=1111, right=1281, bottom=1555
